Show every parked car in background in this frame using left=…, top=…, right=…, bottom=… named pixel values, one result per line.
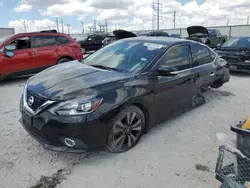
left=102, top=30, right=136, bottom=47
left=216, top=37, right=250, bottom=72
left=20, top=37, right=229, bottom=153
left=169, top=34, right=181, bottom=38
left=0, top=30, right=83, bottom=81
left=186, top=26, right=227, bottom=48
left=78, top=33, right=107, bottom=53
left=136, top=30, right=169, bottom=37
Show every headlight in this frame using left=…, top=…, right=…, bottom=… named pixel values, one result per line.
left=49, top=98, right=103, bottom=116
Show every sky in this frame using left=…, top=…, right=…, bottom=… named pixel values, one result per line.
left=0, top=0, right=250, bottom=34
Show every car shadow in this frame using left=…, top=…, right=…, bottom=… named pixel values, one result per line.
left=230, top=71, right=250, bottom=78
left=0, top=76, right=30, bottom=87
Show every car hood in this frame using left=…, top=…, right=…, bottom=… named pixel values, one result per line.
left=113, top=30, right=137, bottom=39
left=187, top=26, right=209, bottom=36
left=27, top=61, right=134, bottom=101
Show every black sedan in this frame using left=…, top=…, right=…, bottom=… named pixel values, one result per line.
left=216, top=37, right=250, bottom=72
left=19, top=37, right=230, bottom=153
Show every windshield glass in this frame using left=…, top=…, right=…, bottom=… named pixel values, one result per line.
left=221, top=37, right=250, bottom=48
left=84, top=40, right=166, bottom=72
left=0, top=35, right=13, bottom=45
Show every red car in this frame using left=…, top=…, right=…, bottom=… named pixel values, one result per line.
left=0, top=30, right=83, bottom=80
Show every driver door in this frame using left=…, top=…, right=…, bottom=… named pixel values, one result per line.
left=0, top=36, right=35, bottom=77
left=152, top=44, right=198, bottom=124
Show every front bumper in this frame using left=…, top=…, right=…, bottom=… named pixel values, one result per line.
left=228, top=61, right=250, bottom=73
left=19, top=100, right=113, bottom=153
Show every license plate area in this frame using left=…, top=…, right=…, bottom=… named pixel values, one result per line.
left=22, top=110, right=33, bottom=126
left=230, top=65, right=237, bottom=70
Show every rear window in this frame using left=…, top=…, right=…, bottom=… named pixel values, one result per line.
left=56, top=36, right=70, bottom=44
left=33, top=35, right=57, bottom=48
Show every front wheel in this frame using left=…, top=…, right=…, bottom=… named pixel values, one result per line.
left=106, top=105, right=145, bottom=153
left=57, top=58, right=71, bottom=64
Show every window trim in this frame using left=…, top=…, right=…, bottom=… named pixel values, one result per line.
left=4, top=36, right=31, bottom=52
left=31, top=35, right=58, bottom=48
left=156, top=43, right=192, bottom=72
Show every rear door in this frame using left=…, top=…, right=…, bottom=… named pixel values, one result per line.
left=191, top=43, right=217, bottom=89
left=0, top=36, right=35, bottom=76
left=31, top=35, right=59, bottom=68
left=152, top=44, right=198, bottom=123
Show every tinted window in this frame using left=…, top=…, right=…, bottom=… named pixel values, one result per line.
left=5, top=37, right=31, bottom=51
left=221, top=37, right=250, bottom=48
left=84, top=41, right=165, bottom=73
left=33, top=36, right=57, bottom=47
left=191, top=43, right=213, bottom=66
left=95, top=35, right=105, bottom=40
left=159, top=45, right=191, bottom=71
left=56, top=36, right=70, bottom=44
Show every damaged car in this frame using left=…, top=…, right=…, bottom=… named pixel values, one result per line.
left=216, top=37, right=250, bottom=72
left=187, top=26, right=227, bottom=48
left=102, top=30, right=137, bottom=47
left=19, top=38, right=230, bottom=153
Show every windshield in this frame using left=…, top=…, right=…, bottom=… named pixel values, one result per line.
left=84, top=40, right=166, bottom=73
left=221, top=37, right=250, bottom=48
left=0, top=35, right=13, bottom=45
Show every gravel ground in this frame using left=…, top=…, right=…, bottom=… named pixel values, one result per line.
left=0, top=73, right=249, bottom=188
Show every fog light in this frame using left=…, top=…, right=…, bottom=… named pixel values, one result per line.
left=64, top=138, right=76, bottom=147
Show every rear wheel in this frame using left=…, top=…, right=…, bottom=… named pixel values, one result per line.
left=57, top=58, right=71, bottom=64
left=106, top=105, right=145, bottom=153
left=211, top=80, right=223, bottom=89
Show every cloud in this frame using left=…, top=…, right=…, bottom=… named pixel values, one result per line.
left=88, top=0, right=133, bottom=9
left=24, top=0, right=75, bottom=6
left=41, top=1, right=94, bottom=19
left=14, top=4, right=33, bottom=12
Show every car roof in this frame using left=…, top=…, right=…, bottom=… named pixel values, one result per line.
left=12, top=32, right=69, bottom=37
left=121, top=37, right=190, bottom=46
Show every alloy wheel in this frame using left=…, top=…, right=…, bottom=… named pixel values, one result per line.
left=112, top=112, right=143, bottom=150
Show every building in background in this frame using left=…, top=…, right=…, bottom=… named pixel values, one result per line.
left=0, top=28, right=15, bottom=37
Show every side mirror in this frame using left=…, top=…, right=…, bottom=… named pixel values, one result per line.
left=5, top=51, right=14, bottom=58
left=158, top=66, right=178, bottom=76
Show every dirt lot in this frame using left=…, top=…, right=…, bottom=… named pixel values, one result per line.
left=0, top=73, right=249, bottom=188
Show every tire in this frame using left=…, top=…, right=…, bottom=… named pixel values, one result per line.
left=211, top=80, right=223, bottom=89
left=106, top=105, right=145, bottom=153
left=57, top=58, right=71, bottom=64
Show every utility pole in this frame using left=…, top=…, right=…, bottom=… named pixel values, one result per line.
left=56, top=17, right=60, bottom=32
left=173, top=11, right=176, bottom=29
left=81, top=21, right=84, bottom=34
left=247, top=15, right=249, bottom=25
left=105, top=19, right=108, bottom=33
left=157, top=0, right=160, bottom=30
left=61, top=17, right=64, bottom=33
left=23, top=19, right=27, bottom=32
left=67, top=24, right=70, bottom=34
left=94, top=20, right=97, bottom=33
left=227, top=20, right=229, bottom=26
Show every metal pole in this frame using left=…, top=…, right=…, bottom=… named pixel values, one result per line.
left=173, top=11, right=176, bottom=29
left=61, top=17, right=64, bottom=33
left=247, top=15, right=249, bottom=25
left=157, top=0, right=160, bottom=30
left=67, top=24, right=70, bottom=34
left=227, top=20, right=229, bottom=26
left=81, top=22, right=84, bottom=34
left=56, top=17, right=59, bottom=32
left=94, top=20, right=96, bottom=33
left=23, top=20, right=27, bottom=32
left=105, top=19, right=108, bottom=33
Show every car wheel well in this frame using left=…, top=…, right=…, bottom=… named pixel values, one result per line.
left=58, top=56, right=74, bottom=62
left=131, top=103, right=150, bottom=133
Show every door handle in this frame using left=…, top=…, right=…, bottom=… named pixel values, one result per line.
left=55, top=48, right=59, bottom=52
left=28, top=52, right=33, bottom=56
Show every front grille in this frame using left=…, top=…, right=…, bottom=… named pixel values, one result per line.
left=22, top=118, right=51, bottom=144
left=26, top=90, right=47, bottom=112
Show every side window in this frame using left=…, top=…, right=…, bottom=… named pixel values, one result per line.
left=95, top=35, right=105, bottom=41
left=191, top=43, right=213, bottom=66
left=33, top=35, right=57, bottom=48
left=5, top=37, right=31, bottom=51
left=56, top=36, right=70, bottom=44
left=159, top=45, right=191, bottom=71
left=87, top=35, right=95, bottom=41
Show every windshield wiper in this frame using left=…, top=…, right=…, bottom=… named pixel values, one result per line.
left=91, top=65, right=121, bottom=71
